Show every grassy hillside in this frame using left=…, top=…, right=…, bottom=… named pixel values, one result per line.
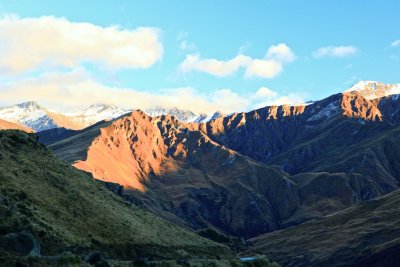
left=246, top=189, right=400, bottom=266
left=0, top=130, right=233, bottom=262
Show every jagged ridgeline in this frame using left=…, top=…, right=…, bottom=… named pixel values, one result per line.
left=0, top=130, right=240, bottom=265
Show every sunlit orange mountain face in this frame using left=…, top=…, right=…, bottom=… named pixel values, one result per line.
left=0, top=118, right=33, bottom=132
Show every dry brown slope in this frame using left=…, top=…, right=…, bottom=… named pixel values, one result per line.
left=0, top=118, right=33, bottom=132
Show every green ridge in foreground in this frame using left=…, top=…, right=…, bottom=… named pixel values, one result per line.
left=0, top=130, right=233, bottom=263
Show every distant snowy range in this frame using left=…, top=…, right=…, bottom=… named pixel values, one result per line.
left=1, top=80, right=399, bottom=132
left=0, top=101, right=224, bottom=132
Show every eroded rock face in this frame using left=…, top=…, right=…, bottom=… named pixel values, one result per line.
left=75, top=111, right=168, bottom=191
left=73, top=111, right=302, bottom=237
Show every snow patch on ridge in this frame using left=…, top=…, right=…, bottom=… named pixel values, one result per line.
left=345, top=81, right=400, bottom=100
left=308, top=101, right=340, bottom=121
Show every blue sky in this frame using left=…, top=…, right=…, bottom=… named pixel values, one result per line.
left=0, top=0, right=399, bottom=113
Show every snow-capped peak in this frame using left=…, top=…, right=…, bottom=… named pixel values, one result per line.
left=345, top=81, right=400, bottom=100
left=64, top=103, right=131, bottom=126
left=0, top=101, right=57, bottom=132
left=144, top=106, right=197, bottom=122
left=15, top=101, right=42, bottom=110
left=144, top=106, right=225, bottom=123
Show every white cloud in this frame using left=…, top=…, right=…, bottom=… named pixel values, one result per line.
left=0, top=15, right=163, bottom=73
left=266, top=43, right=296, bottom=63
left=179, top=43, right=296, bottom=79
left=244, top=59, right=282, bottom=78
left=180, top=54, right=251, bottom=76
left=391, top=40, right=400, bottom=47
left=251, top=87, right=306, bottom=109
left=313, top=46, right=358, bottom=58
left=0, top=69, right=306, bottom=114
left=255, top=87, right=278, bottom=98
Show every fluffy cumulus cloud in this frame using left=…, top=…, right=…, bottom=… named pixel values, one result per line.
left=179, top=43, right=296, bottom=79
left=180, top=54, right=251, bottom=76
left=391, top=40, right=400, bottom=47
left=0, top=15, right=163, bottom=73
left=266, top=43, right=297, bottom=63
left=255, top=86, right=278, bottom=98
left=312, top=45, right=358, bottom=58
left=244, top=59, right=283, bottom=79
left=0, top=69, right=306, bottom=114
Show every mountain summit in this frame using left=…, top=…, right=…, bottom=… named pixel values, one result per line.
left=0, top=101, right=58, bottom=131
left=345, top=80, right=400, bottom=100
left=64, top=103, right=130, bottom=127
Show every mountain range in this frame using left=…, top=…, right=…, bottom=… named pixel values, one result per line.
left=1, top=80, right=397, bottom=133
left=36, top=82, right=400, bottom=238
left=2, top=80, right=400, bottom=266
left=0, top=102, right=224, bottom=132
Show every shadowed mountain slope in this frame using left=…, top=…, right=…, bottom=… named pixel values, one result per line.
left=246, top=188, right=400, bottom=267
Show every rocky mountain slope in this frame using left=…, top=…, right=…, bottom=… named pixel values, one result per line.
left=52, top=112, right=300, bottom=237
left=40, top=83, right=400, bottom=238
left=0, top=130, right=233, bottom=263
left=245, top=188, right=400, bottom=267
